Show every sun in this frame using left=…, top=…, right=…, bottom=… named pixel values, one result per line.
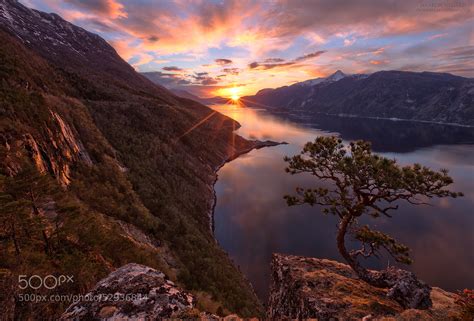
left=215, top=86, right=244, bottom=103
left=229, top=87, right=240, bottom=102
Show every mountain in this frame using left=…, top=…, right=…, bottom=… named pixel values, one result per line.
left=299, top=70, right=347, bottom=87
left=200, top=95, right=229, bottom=105
left=0, top=0, right=262, bottom=319
left=242, top=70, right=351, bottom=109
left=169, top=88, right=229, bottom=105
left=170, top=88, right=203, bottom=101
left=242, top=70, right=474, bottom=126
left=141, top=72, right=229, bottom=105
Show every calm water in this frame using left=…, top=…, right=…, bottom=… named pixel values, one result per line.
left=211, top=104, right=474, bottom=301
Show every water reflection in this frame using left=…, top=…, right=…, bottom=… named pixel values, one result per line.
left=211, top=105, right=474, bottom=301
left=293, top=114, right=474, bottom=153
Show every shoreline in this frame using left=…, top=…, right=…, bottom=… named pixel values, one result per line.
left=251, top=106, right=474, bottom=128
left=206, top=138, right=286, bottom=308
left=208, top=139, right=287, bottom=233
left=315, top=112, right=474, bottom=128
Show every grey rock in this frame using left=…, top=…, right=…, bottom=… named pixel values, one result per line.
left=60, top=263, right=196, bottom=320
left=380, top=267, right=432, bottom=309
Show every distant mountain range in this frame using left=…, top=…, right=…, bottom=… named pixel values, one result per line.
left=141, top=72, right=228, bottom=105
left=169, top=88, right=229, bottom=105
left=242, top=70, right=474, bottom=126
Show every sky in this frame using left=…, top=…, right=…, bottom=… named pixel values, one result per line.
left=22, top=0, right=473, bottom=98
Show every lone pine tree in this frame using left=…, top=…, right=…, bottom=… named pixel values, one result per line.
left=284, top=136, right=462, bottom=289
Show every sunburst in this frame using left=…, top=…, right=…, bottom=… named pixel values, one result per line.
left=229, top=87, right=240, bottom=102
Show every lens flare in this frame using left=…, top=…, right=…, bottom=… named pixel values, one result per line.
left=229, top=87, right=240, bottom=102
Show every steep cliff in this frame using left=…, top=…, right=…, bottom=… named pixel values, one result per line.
left=0, top=1, right=262, bottom=319
left=268, top=254, right=465, bottom=320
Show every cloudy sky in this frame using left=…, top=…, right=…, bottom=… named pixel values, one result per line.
left=22, top=0, right=473, bottom=97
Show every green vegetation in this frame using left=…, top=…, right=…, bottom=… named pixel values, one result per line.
left=0, top=163, right=73, bottom=256
left=85, top=98, right=261, bottom=317
left=0, top=161, right=173, bottom=319
left=0, top=29, right=262, bottom=318
left=284, top=136, right=462, bottom=287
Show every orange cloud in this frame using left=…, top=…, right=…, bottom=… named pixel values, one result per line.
left=109, top=39, right=153, bottom=68
left=108, top=39, right=135, bottom=60
left=113, top=0, right=263, bottom=56
left=28, top=0, right=474, bottom=94
left=64, top=0, right=127, bottom=19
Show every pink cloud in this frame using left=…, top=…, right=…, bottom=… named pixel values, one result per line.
left=64, top=0, right=127, bottom=18
left=24, top=0, right=474, bottom=93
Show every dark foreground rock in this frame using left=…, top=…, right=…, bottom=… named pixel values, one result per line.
left=268, top=253, right=465, bottom=320
left=60, top=263, right=213, bottom=320
left=60, top=264, right=257, bottom=320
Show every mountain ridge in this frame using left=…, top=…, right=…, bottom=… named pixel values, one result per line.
left=141, top=72, right=229, bottom=105
left=242, top=70, right=474, bottom=126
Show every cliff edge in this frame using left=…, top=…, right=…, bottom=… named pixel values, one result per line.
left=268, top=253, right=465, bottom=320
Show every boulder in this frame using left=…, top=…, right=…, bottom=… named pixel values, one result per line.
left=380, top=267, right=432, bottom=309
left=61, top=263, right=197, bottom=320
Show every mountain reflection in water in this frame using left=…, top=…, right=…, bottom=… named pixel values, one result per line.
left=211, top=104, right=474, bottom=301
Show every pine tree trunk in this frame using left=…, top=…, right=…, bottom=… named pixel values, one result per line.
left=336, top=214, right=387, bottom=288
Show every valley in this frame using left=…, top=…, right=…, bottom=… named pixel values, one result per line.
left=1, top=0, right=473, bottom=319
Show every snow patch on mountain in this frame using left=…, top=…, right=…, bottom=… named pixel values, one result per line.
left=326, top=70, right=346, bottom=82
left=299, top=70, right=348, bottom=87
left=0, top=2, right=15, bottom=24
left=0, top=1, right=112, bottom=60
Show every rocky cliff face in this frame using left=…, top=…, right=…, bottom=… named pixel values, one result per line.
left=2, top=110, right=92, bottom=186
left=268, top=254, right=464, bottom=320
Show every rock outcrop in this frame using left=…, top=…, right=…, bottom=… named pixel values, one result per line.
left=267, top=253, right=464, bottom=320
left=1, top=110, right=92, bottom=186
left=60, top=264, right=258, bottom=320
left=61, top=263, right=201, bottom=320
left=378, top=267, right=432, bottom=309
